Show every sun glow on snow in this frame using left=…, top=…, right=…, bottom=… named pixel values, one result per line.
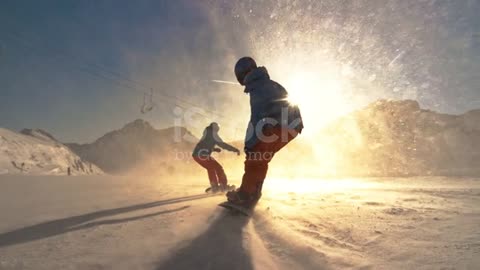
left=265, top=178, right=380, bottom=195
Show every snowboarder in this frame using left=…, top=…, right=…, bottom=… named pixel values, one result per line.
left=192, top=122, right=241, bottom=192
left=226, top=57, right=304, bottom=209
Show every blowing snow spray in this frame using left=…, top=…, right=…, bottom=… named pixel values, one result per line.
left=211, top=80, right=238, bottom=85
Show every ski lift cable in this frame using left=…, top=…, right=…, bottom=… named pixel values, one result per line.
left=64, top=13, right=235, bottom=119
left=0, top=33, right=191, bottom=113
left=0, top=19, right=242, bottom=129
left=3, top=32, right=235, bottom=124
left=4, top=35, right=241, bottom=136
left=1, top=31, right=232, bottom=121
left=0, top=16, right=232, bottom=121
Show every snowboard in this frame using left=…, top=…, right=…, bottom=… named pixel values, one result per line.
left=218, top=201, right=253, bottom=217
left=205, top=184, right=236, bottom=194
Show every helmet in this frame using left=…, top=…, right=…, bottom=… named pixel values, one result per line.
left=234, top=57, right=257, bottom=85
left=209, top=122, right=219, bottom=132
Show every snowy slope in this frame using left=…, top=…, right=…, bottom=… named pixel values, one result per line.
left=0, top=175, right=478, bottom=269
left=0, top=128, right=102, bottom=175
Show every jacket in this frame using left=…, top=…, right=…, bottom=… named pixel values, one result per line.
left=192, top=126, right=238, bottom=157
left=243, top=67, right=304, bottom=150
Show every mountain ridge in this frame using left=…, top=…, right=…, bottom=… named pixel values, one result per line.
left=316, top=99, right=480, bottom=176
left=66, top=119, right=197, bottom=173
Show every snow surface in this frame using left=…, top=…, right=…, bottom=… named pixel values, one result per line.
left=0, top=176, right=479, bottom=269
left=0, top=128, right=102, bottom=175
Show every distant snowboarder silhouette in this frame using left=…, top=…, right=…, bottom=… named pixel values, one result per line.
left=192, top=122, right=240, bottom=193
left=225, top=57, right=304, bottom=209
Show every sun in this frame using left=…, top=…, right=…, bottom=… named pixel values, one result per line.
left=283, top=69, right=351, bottom=135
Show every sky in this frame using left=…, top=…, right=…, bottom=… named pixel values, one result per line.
left=0, top=0, right=479, bottom=143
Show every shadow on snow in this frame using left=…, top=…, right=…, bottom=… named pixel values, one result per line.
left=156, top=211, right=253, bottom=270
left=0, top=194, right=213, bottom=247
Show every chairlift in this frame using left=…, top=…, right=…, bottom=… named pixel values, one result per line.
left=141, top=88, right=156, bottom=114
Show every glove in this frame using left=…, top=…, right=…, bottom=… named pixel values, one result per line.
left=234, top=148, right=241, bottom=156
left=213, top=148, right=222, bottom=153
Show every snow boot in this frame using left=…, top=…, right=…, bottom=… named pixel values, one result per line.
left=205, top=184, right=221, bottom=193
left=226, top=189, right=259, bottom=209
left=220, top=184, right=236, bottom=193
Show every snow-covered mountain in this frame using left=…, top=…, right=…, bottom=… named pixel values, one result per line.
left=0, top=128, right=102, bottom=175
left=318, top=100, right=480, bottom=176
left=67, top=119, right=197, bottom=173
